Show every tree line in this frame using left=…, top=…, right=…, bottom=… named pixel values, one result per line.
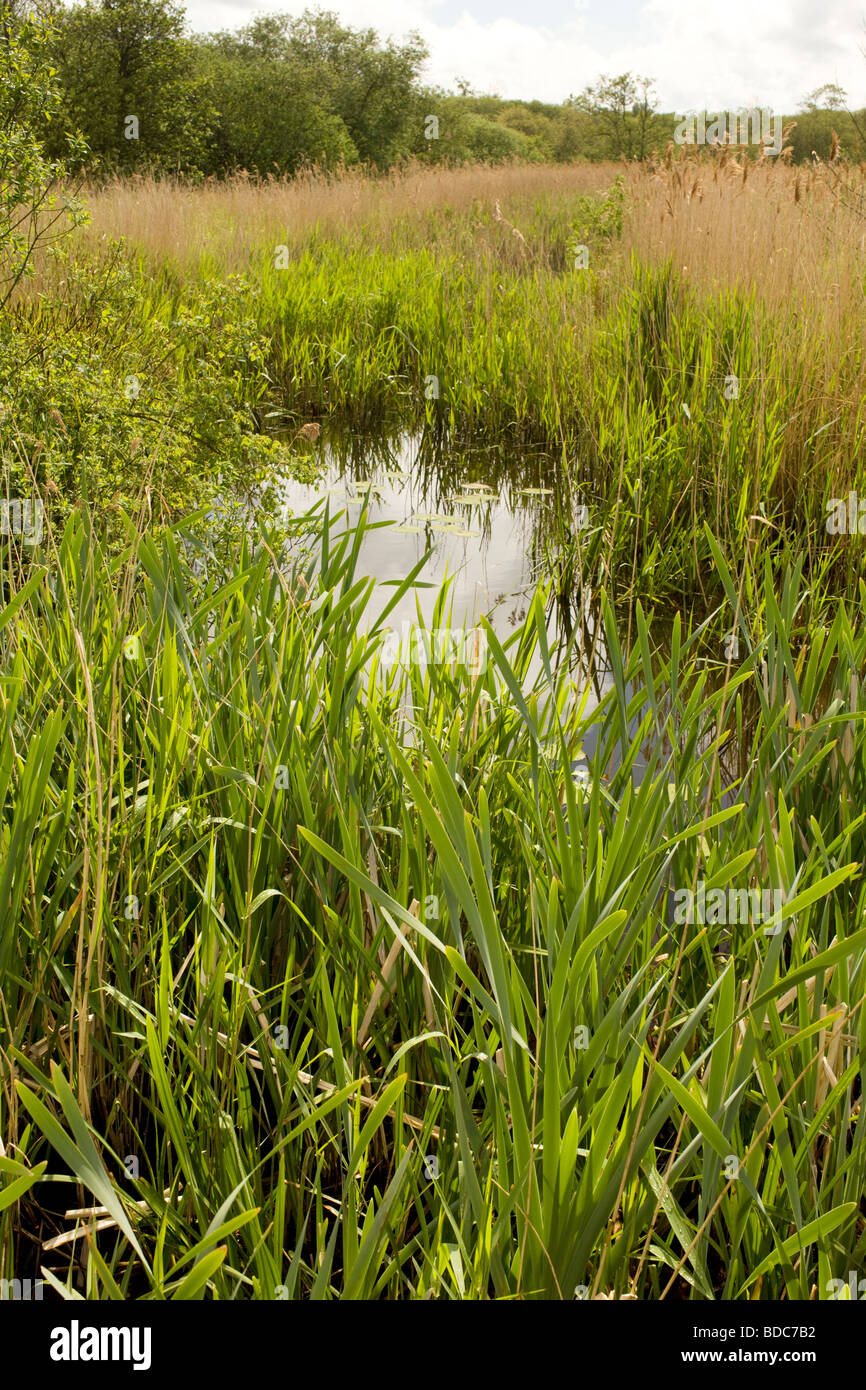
left=16, top=0, right=866, bottom=176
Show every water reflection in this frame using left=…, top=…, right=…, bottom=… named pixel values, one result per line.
left=275, top=426, right=591, bottom=678
left=273, top=425, right=740, bottom=792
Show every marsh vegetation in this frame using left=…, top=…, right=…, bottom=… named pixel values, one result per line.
left=2, top=4, right=866, bottom=1303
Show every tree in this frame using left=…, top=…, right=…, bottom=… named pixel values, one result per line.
left=195, top=10, right=429, bottom=174
left=196, top=21, right=357, bottom=173
left=0, top=1, right=87, bottom=308
left=281, top=11, right=428, bottom=167
left=549, top=104, right=596, bottom=162
left=799, top=83, right=847, bottom=112
left=45, top=0, right=215, bottom=173
left=571, top=73, right=657, bottom=159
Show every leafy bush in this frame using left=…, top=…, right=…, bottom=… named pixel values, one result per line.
left=2, top=256, right=314, bottom=523
left=570, top=175, right=626, bottom=250
left=0, top=11, right=313, bottom=528
left=0, top=7, right=88, bottom=307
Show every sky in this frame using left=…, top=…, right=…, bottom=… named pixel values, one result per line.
left=180, top=0, right=865, bottom=112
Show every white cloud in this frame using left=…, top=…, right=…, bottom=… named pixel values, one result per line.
left=637, top=0, right=865, bottom=110
left=181, top=0, right=866, bottom=111
left=419, top=13, right=594, bottom=98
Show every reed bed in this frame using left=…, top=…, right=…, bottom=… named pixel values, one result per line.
left=4, top=160, right=866, bottom=1300
left=79, top=162, right=619, bottom=273
left=48, top=157, right=864, bottom=603
left=1, top=505, right=865, bottom=1299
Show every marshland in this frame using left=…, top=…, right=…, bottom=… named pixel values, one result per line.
left=1, top=1, right=866, bottom=1305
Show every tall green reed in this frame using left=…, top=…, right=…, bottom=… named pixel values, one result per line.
left=1, top=505, right=864, bottom=1298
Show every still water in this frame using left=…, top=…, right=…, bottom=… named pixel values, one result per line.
left=275, top=428, right=608, bottom=680
left=271, top=428, right=732, bottom=789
